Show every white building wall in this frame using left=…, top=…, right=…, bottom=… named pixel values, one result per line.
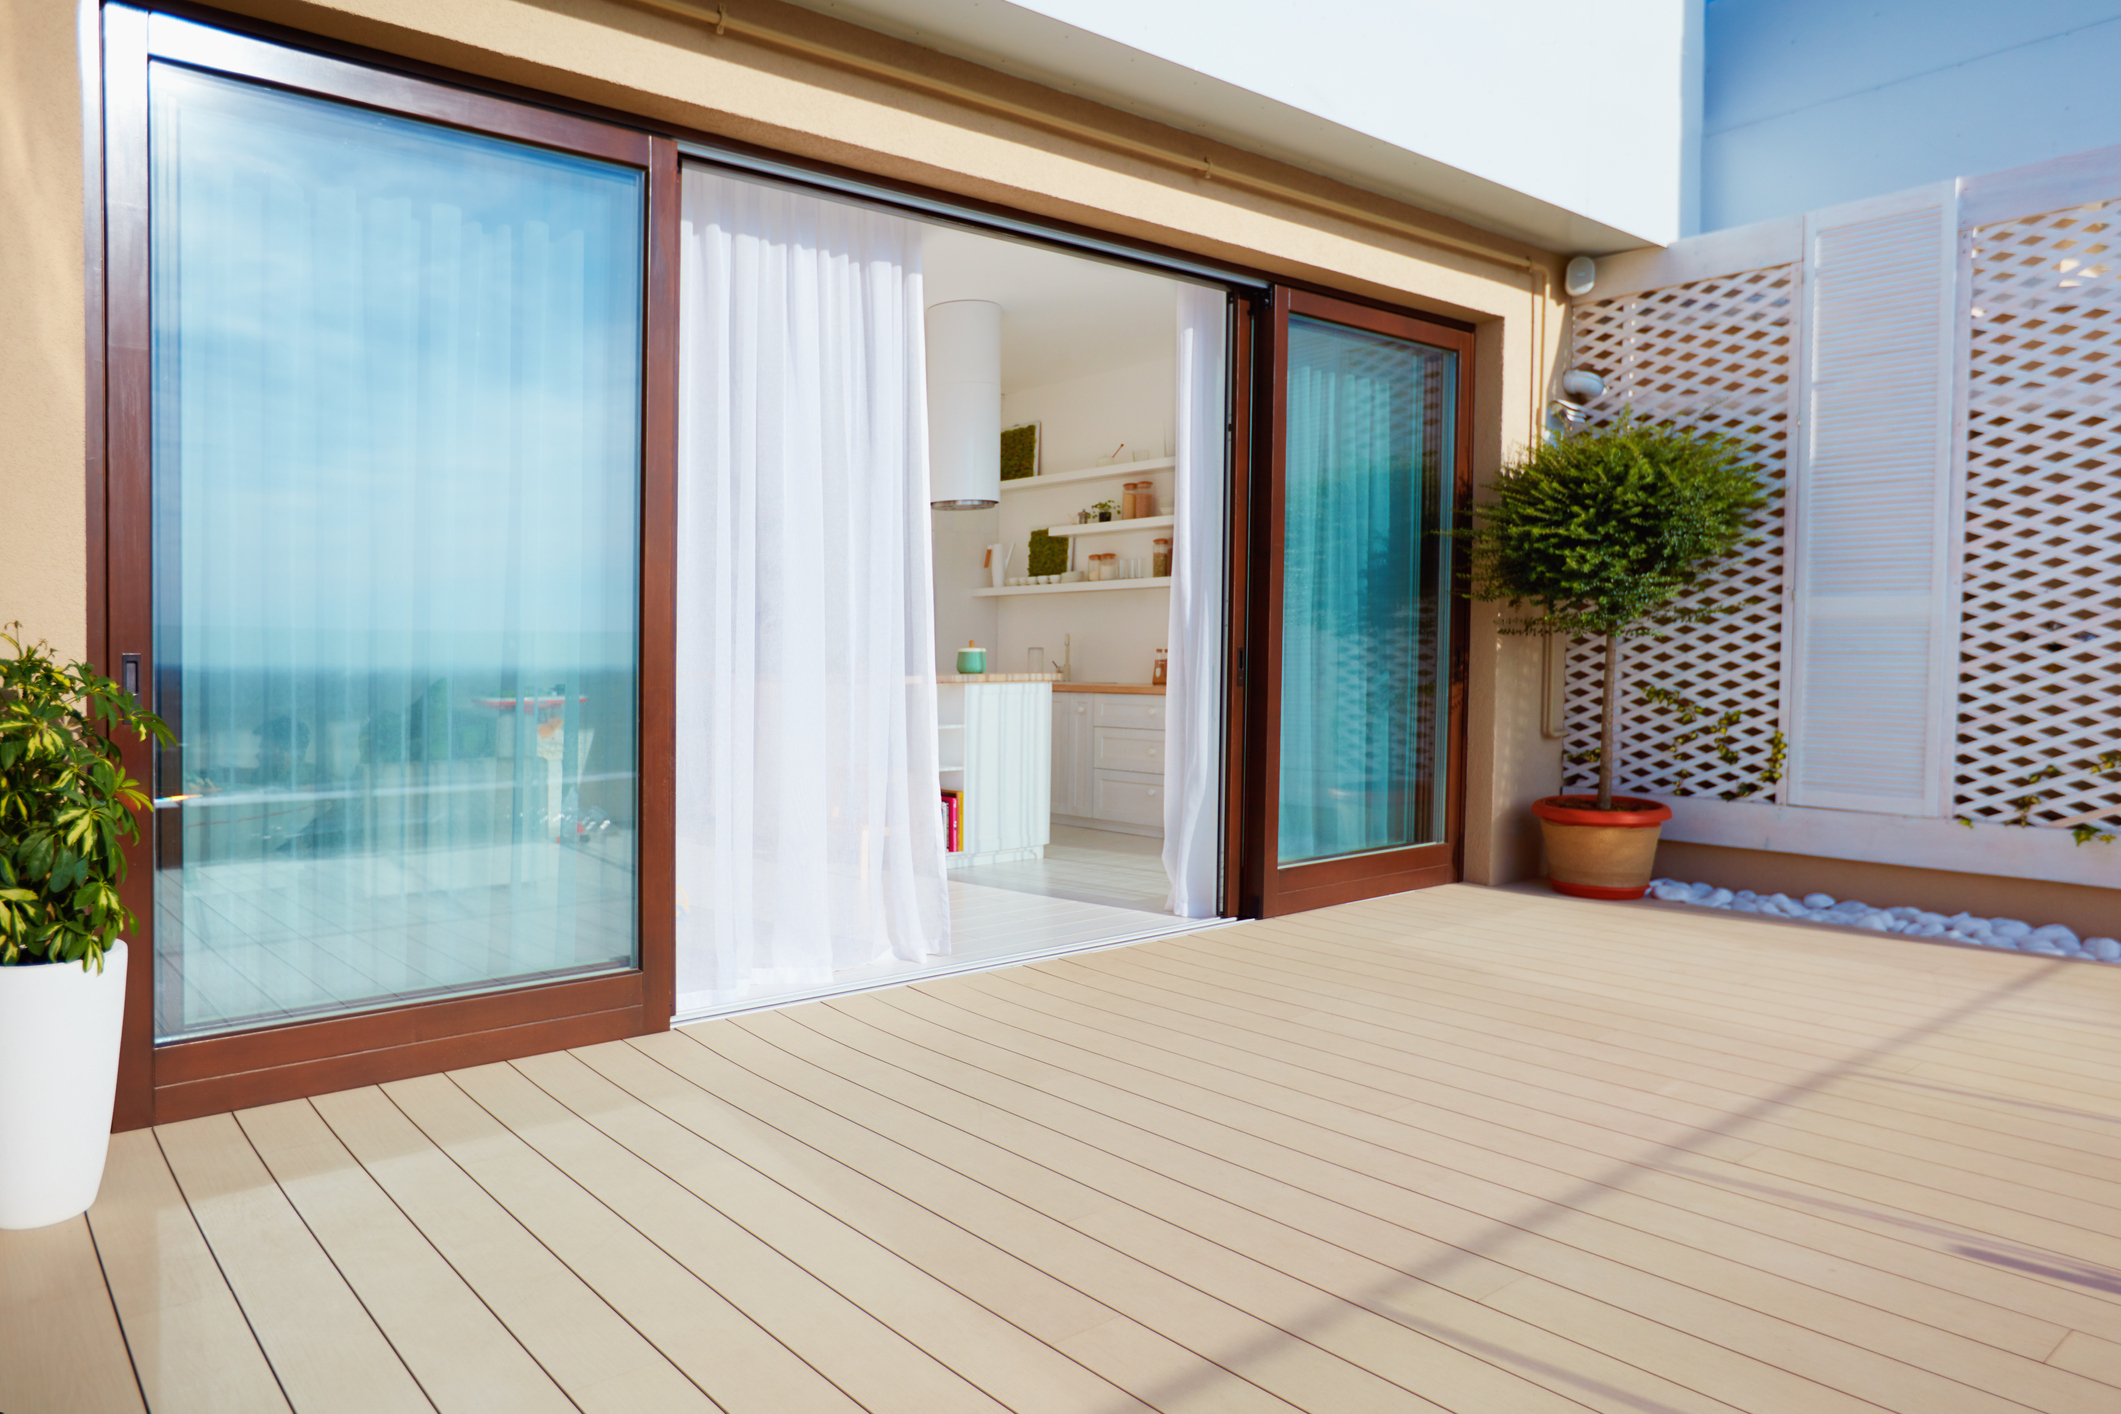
left=1010, top=0, right=1703, bottom=247
left=1703, top=0, right=2121, bottom=231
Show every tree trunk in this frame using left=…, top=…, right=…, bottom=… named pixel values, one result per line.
left=1598, top=635, right=1619, bottom=811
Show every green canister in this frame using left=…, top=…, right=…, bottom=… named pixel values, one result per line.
left=955, top=640, right=987, bottom=674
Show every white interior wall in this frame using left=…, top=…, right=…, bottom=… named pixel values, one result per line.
left=992, top=356, right=1176, bottom=685
left=931, top=506, right=998, bottom=672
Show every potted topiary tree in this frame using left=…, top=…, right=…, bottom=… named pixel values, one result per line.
left=0, top=628, right=168, bottom=1228
left=1464, top=415, right=1765, bottom=899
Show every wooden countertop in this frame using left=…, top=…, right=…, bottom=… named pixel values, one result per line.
left=1053, top=682, right=1165, bottom=695
left=936, top=672, right=1062, bottom=683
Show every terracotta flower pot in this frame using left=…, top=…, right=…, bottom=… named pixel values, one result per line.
left=1532, top=796, right=1673, bottom=900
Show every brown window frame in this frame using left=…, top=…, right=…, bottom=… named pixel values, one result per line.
left=98, top=3, right=679, bottom=1127
left=1237, top=287, right=1476, bottom=918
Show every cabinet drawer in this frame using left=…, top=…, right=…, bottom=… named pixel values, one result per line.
left=1094, top=695, right=1165, bottom=729
left=1093, top=770, right=1164, bottom=826
left=1093, top=726, right=1165, bottom=775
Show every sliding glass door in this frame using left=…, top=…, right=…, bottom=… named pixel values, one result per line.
left=149, top=64, right=645, bottom=1040
left=1245, top=289, right=1470, bottom=915
left=106, top=9, right=677, bottom=1122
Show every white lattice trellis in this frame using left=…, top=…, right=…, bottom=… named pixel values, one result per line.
left=1561, top=265, right=1794, bottom=802
left=1960, top=204, right=2121, bottom=831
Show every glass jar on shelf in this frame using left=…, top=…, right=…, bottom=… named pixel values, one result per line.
left=1152, top=537, right=1171, bottom=578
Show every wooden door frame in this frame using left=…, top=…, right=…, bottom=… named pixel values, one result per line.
left=99, top=4, right=678, bottom=1127
left=1218, top=291, right=1257, bottom=920
left=1237, top=286, right=1476, bottom=918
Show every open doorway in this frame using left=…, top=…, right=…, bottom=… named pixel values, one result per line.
left=925, top=224, right=1227, bottom=973
left=671, top=167, right=1231, bottom=1018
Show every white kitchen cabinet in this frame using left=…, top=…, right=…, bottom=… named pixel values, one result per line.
left=1093, top=726, right=1164, bottom=774
left=1052, top=691, right=1164, bottom=836
left=1051, top=694, right=1091, bottom=817
left=1091, top=771, right=1163, bottom=827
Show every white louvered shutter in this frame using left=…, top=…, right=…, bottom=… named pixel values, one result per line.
left=1786, top=185, right=1961, bottom=815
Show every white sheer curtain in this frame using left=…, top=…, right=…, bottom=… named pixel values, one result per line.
left=673, top=168, right=949, bottom=1012
left=1163, top=285, right=1230, bottom=916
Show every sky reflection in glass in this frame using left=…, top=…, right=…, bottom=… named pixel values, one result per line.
left=149, top=65, right=645, bottom=1040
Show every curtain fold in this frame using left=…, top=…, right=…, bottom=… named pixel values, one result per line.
left=673, top=169, right=948, bottom=1012
left=1163, top=286, right=1230, bottom=917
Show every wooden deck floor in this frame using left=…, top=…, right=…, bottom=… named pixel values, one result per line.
left=8, top=884, right=2121, bottom=1414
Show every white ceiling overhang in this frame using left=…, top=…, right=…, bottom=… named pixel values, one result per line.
left=781, top=0, right=1679, bottom=253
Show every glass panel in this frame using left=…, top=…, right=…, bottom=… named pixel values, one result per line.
left=1277, top=315, right=1455, bottom=866
left=149, top=65, right=644, bottom=1041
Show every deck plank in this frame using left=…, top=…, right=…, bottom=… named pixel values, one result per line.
left=985, top=961, right=2110, bottom=1349
left=16, top=884, right=2121, bottom=1411
left=482, top=1052, right=1156, bottom=1414
left=82, top=1136, right=284, bottom=1414
left=85, top=1129, right=287, bottom=1414
left=155, top=1112, right=433, bottom=1414
left=309, top=1083, right=716, bottom=1414
left=787, top=994, right=1981, bottom=1414
left=234, top=1099, right=576, bottom=1414
left=877, top=975, right=2119, bottom=1414
left=0, top=1214, right=146, bottom=1414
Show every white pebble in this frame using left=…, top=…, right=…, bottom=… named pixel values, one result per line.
left=1630, top=876, right=2111, bottom=964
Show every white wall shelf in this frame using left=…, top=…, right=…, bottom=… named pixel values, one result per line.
left=973, top=577, right=1172, bottom=597
left=998, top=457, right=1175, bottom=493
left=1044, top=514, right=1175, bottom=539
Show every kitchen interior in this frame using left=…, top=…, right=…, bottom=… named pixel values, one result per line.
left=725, top=217, right=1222, bottom=1013
left=922, top=221, right=1216, bottom=975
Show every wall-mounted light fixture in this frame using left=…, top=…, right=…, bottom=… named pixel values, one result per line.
left=1564, top=256, right=1597, bottom=298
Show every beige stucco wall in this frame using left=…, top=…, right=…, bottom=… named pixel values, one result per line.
left=0, top=0, right=88, bottom=665
left=6, top=0, right=1567, bottom=882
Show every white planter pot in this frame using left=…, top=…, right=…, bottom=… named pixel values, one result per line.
left=0, top=941, right=127, bottom=1229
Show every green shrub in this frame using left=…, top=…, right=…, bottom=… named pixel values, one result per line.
left=1463, top=415, right=1766, bottom=810
left=0, top=628, right=170, bottom=969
